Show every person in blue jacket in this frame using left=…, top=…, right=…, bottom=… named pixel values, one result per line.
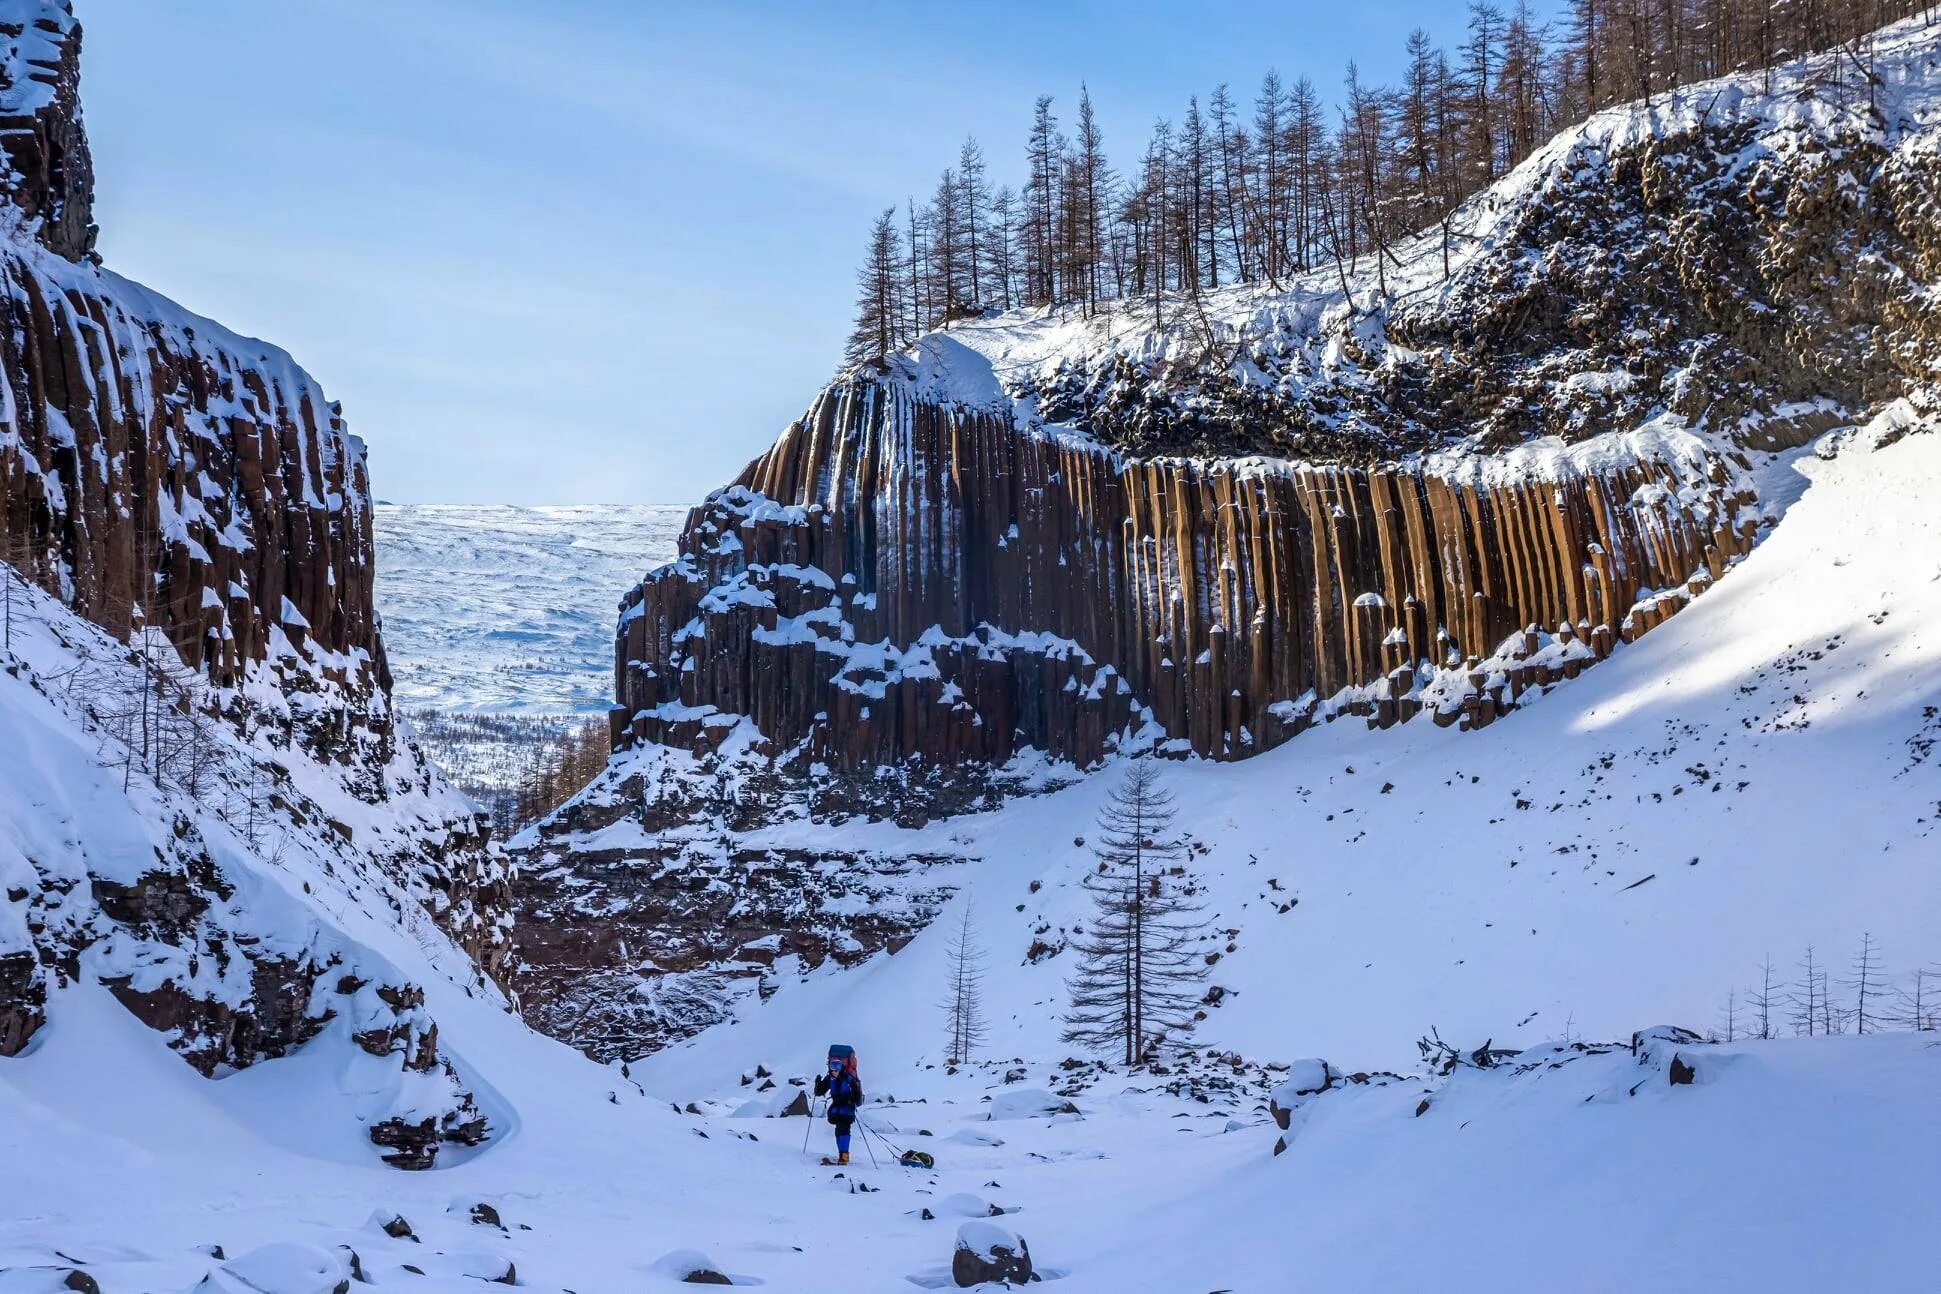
left=813, top=1046, right=863, bottom=1165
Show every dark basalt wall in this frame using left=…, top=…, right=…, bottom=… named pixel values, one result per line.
left=614, top=379, right=1751, bottom=771
left=0, top=1, right=513, bottom=1117
left=0, top=1, right=95, bottom=261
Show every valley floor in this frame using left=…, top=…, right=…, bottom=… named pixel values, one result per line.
left=3, top=1005, right=1936, bottom=1291
left=5, top=417, right=1940, bottom=1291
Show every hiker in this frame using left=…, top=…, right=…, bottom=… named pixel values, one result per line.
left=814, top=1043, right=864, bottom=1165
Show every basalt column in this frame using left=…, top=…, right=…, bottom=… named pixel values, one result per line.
left=616, top=377, right=1753, bottom=768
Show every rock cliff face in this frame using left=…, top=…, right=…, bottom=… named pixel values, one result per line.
left=520, top=17, right=1941, bottom=1060
left=0, top=0, right=94, bottom=260
left=616, top=379, right=1752, bottom=773
left=0, top=0, right=508, bottom=1167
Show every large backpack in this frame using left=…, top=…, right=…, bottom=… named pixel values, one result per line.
left=825, top=1043, right=860, bottom=1115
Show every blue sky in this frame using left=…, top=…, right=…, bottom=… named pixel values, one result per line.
left=79, top=0, right=1558, bottom=504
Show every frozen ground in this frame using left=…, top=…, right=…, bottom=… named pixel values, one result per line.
left=373, top=504, right=685, bottom=714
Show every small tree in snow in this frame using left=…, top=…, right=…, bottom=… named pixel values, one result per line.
left=1062, top=763, right=1209, bottom=1066
left=1840, top=932, right=1886, bottom=1035
left=1715, top=990, right=1738, bottom=1043
left=1790, top=945, right=1822, bottom=1036
left=1747, top=955, right=1778, bottom=1040
left=939, top=903, right=988, bottom=1066
left=1895, top=967, right=1936, bottom=1032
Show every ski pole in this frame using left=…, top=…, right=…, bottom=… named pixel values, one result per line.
left=801, top=1097, right=820, bottom=1155
left=860, top=1117, right=907, bottom=1158
left=857, top=1116, right=880, bottom=1169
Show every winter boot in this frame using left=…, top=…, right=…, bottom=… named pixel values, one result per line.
left=838, top=1150, right=850, bottom=1165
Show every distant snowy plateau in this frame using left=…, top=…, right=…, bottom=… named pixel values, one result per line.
left=373, top=505, right=684, bottom=715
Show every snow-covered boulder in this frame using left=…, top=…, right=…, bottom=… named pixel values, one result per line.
left=1631, top=1025, right=1707, bottom=1085
left=984, top=1088, right=1079, bottom=1121
left=200, top=1243, right=353, bottom=1294
left=938, top=1192, right=1008, bottom=1218
left=952, top=1220, right=1033, bottom=1288
left=651, top=1249, right=733, bottom=1284
left=1269, top=1059, right=1337, bottom=1129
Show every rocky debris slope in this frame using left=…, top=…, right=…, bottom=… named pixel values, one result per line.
left=1, top=580, right=494, bottom=1167
left=0, top=0, right=509, bottom=1164
left=514, top=738, right=967, bottom=1059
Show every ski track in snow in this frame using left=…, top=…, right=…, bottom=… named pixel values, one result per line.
left=373, top=504, right=685, bottom=715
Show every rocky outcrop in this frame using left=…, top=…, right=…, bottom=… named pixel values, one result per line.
left=0, top=0, right=510, bottom=983
left=515, top=744, right=964, bottom=1059
left=0, top=0, right=508, bottom=1165
left=616, top=378, right=1752, bottom=774
left=0, top=1, right=94, bottom=261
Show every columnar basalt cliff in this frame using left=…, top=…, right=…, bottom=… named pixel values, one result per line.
left=616, top=378, right=1752, bottom=772
left=603, top=22, right=1941, bottom=783
left=516, top=20, right=1941, bottom=1063
left=0, top=0, right=94, bottom=260
left=0, top=0, right=508, bottom=1166
left=1, top=12, right=376, bottom=688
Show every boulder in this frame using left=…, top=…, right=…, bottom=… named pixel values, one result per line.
left=652, top=1249, right=733, bottom=1285
left=952, top=1220, right=1034, bottom=1287
left=1269, top=1059, right=1335, bottom=1128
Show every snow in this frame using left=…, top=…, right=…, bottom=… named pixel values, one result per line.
left=373, top=504, right=685, bottom=714
left=4, top=14, right=1941, bottom=1291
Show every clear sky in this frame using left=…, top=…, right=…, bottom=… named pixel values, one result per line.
left=77, top=0, right=1559, bottom=505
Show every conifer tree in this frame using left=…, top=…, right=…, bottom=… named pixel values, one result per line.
left=845, top=207, right=902, bottom=364
left=1063, top=763, right=1208, bottom=1066
left=940, top=903, right=988, bottom=1065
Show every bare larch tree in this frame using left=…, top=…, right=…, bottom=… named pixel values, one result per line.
left=1063, top=762, right=1208, bottom=1066
left=940, top=902, right=988, bottom=1065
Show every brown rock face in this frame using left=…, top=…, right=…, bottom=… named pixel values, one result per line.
left=615, top=378, right=1752, bottom=774
left=515, top=749, right=963, bottom=1059
left=0, top=0, right=512, bottom=991
left=0, top=2, right=95, bottom=262
left=0, top=1, right=510, bottom=1152
left=0, top=244, right=382, bottom=687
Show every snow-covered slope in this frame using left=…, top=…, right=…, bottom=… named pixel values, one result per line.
left=908, top=13, right=1941, bottom=457
left=373, top=504, right=684, bottom=715
left=7, top=412, right=1939, bottom=1287
left=633, top=407, right=1941, bottom=1086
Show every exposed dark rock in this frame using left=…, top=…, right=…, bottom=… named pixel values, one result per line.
left=0, top=2, right=94, bottom=260
left=0, top=948, right=45, bottom=1056
left=952, top=1222, right=1034, bottom=1287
